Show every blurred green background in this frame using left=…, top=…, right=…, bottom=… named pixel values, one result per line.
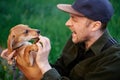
left=0, top=0, right=120, bottom=79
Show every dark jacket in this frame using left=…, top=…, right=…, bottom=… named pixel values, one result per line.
left=42, top=31, right=120, bottom=80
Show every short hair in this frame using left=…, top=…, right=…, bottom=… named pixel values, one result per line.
left=101, top=23, right=108, bottom=31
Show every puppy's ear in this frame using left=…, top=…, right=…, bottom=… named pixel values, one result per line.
left=7, top=32, right=15, bottom=54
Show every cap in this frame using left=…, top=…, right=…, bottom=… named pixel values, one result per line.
left=57, top=0, right=114, bottom=23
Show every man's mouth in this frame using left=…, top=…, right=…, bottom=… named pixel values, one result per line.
left=71, top=31, right=77, bottom=38
left=72, top=31, right=77, bottom=34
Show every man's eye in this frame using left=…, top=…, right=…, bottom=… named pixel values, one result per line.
left=71, top=17, right=77, bottom=22
left=72, top=18, right=77, bottom=22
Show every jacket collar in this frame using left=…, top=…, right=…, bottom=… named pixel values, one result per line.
left=90, top=30, right=117, bottom=55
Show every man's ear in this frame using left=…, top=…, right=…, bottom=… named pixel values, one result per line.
left=91, top=21, right=102, bottom=31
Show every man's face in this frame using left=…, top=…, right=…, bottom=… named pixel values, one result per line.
left=66, top=14, right=93, bottom=44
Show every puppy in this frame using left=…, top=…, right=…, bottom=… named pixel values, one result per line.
left=7, top=24, right=42, bottom=80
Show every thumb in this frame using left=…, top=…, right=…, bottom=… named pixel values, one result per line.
left=7, top=50, right=16, bottom=61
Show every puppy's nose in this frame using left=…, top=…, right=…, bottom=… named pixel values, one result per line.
left=37, top=30, right=40, bottom=34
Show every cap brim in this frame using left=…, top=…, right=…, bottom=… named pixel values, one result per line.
left=57, top=4, right=84, bottom=16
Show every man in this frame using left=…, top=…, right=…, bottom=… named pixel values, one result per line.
left=1, top=0, right=120, bottom=80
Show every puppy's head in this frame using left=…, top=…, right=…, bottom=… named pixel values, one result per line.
left=7, top=24, right=40, bottom=54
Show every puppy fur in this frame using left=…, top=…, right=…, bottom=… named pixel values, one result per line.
left=7, top=24, right=42, bottom=80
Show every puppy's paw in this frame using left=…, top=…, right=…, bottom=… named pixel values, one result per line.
left=31, top=44, right=38, bottom=52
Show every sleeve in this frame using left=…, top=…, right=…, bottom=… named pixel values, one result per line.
left=41, top=68, right=69, bottom=80
left=85, top=46, right=120, bottom=80
left=85, top=61, right=120, bottom=80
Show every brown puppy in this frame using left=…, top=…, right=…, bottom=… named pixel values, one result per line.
left=7, top=24, right=42, bottom=80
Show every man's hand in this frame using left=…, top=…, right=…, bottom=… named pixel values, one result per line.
left=36, top=36, right=52, bottom=74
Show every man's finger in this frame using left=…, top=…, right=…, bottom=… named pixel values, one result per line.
left=1, top=49, right=16, bottom=61
left=7, top=50, right=16, bottom=60
left=1, top=49, right=8, bottom=59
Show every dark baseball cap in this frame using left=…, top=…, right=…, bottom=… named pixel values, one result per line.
left=57, top=0, right=114, bottom=23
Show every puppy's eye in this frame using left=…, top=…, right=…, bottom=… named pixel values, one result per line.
left=25, top=30, right=29, bottom=34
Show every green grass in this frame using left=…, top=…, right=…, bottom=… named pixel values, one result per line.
left=0, top=0, right=120, bottom=79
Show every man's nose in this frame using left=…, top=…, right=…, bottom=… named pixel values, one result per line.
left=65, top=18, right=72, bottom=27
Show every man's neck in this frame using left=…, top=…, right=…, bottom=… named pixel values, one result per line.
left=85, top=31, right=104, bottom=49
